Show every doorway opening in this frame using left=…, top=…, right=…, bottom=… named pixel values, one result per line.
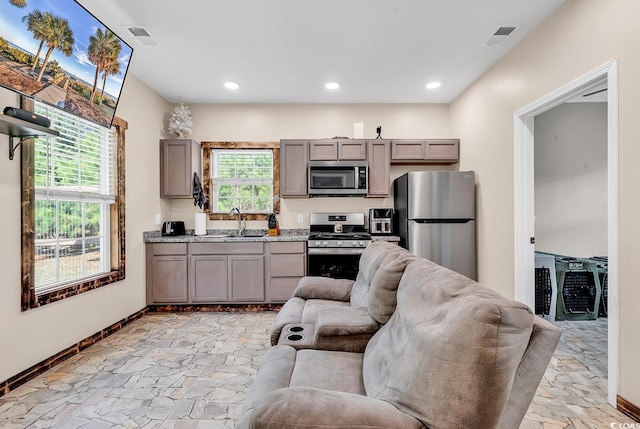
left=513, top=60, right=618, bottom=406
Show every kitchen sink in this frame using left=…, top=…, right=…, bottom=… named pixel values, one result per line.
left=198, top=232, right=267, bottom=238
left=239, top=233, right=266, bottom=237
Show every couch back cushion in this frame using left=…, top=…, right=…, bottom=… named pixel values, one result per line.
left=366, top=251, right=416, bottom=323
left=363, top=259, right=534, bottom=429
left=349, top=241, right=398, bottom=308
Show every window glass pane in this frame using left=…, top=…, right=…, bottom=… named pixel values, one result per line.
left=211, top=149, right=274, bottom=213
left=33, top=101, right=113, bottom=292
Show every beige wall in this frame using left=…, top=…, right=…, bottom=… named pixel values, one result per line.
left=170, top=104, right=453, bottom=231
left=450, top=0, right=640, bottom=405
left=534, top=102, right=607, bottom=257
left=0, top=74, right=170, bottom=382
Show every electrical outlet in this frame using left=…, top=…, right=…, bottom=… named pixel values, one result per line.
left=297, top=214, right=304, bottom=224
left=155, top=214, right=161, bottom=225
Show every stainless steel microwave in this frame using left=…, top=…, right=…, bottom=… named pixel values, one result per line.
left=308, top=161, right=368, bottom=196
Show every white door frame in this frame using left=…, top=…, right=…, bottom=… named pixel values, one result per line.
left=513, top=59, right=619, bottom=406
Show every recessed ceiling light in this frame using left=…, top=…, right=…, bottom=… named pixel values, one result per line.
left=325, top=81, right=340, bottom=90
left=426, top=82, right=441, bottom=90
left=224, top=81, right=240, bottom=90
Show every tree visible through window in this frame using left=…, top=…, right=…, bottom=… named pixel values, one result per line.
left=211, top=150, right=273, bottom=213
left=33, top=101, right=116, bottom=292
left=20, top=97, right=126, bottom=310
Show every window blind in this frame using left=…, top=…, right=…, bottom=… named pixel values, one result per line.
left=34, top=101, right=116, bottom=203
left=211, top=149, right=273, bottom=212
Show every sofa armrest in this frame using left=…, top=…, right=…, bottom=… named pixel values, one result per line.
left=270, top=297, right=306, bottom=345
left=315, top=307, right=379, bottom=336
left=249, top=387, right=424, bottom=429
left=293, top=276, right=355, bottom=301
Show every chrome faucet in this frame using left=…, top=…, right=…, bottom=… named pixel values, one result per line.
left=230, top=207, right=246, bottom=236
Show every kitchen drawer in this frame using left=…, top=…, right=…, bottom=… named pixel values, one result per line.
left=152, top=243, right=187, bottom=255
left=269, top=241, right=306, bottom=254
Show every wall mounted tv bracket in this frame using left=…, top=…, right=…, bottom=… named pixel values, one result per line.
left=0, top=107, right=59, bottom=160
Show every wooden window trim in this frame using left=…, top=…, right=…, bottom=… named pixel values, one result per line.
left=20, top=96, right=127, bottom=311
left=202, top=141, right=280, bottom=221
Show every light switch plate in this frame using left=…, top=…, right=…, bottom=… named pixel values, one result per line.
left=155, top=214, right=161, bottom=225
left=297, top=214, right=303, bottom=224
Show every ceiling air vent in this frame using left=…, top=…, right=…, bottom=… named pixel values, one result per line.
left=481, top=26, right=520, bottom=47
left=126, top=26, right=162, bottom=47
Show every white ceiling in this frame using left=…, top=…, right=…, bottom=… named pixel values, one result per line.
left=77, top=0, right=566, bottom=105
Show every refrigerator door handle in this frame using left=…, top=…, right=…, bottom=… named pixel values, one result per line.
left=413, top=219, right=474, bottom=224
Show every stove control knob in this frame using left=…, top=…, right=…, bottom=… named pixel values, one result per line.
left=315, top=241, right=321, bottom=246
left=322, top=241, right=328, bottom=247
left=337, top=241, right=343, bottom=246
left=359, top=241, right=365, bottom=246
left=352, top=240, right=357, bottom=246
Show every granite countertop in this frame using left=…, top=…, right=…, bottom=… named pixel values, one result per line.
left=144, top=229, right=401, bottom=243
left=144, top=229, right=309, bottom=243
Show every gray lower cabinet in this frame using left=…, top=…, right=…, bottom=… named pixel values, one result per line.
left=148, top=241, right=306, bottom=305
left=146, top=243, right=188, bottom=304
left=190, top=255, right=228, bottom=301
left=190, top=242, right=265, bottom=303
left=266, top=241, right=306, bottom=302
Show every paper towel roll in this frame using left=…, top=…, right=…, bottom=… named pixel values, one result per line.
left=195, top=213, right=207, bottom=235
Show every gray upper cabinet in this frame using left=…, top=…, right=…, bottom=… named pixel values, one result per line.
left=160, top=139, right=201, bottom=198
left=367, top=139, right=391, bottom=197
left=338, top=140, right=367, bottom=160
left=280, top=140, right=309, bottom=197
left=309, top=139, right=367, bottom=161
left=390, top=139, right=459, bottom=164
left=309, top=140, right=337, bottom=160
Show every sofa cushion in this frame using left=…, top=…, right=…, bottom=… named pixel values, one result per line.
left=249, top=387, right=424, bottom=429
left=294, top=276, right=354, bottom=301
left=315, top=307, right=379, bottom=336
left=349, top=241, right=395, bottom=308
left=363, top=259, right=534, bottom=429
left=290, top=349, right=365, bottom=394
left=367, top=251, right=416, bottom=324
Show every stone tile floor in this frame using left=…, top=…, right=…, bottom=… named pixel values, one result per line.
left=0, top=312, right=636, bottom=428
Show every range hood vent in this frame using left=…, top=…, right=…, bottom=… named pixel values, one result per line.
left=481, top=26, right=520, bottom=47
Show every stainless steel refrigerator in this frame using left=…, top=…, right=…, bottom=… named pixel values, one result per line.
left=394, top=171, right=476, bottom=279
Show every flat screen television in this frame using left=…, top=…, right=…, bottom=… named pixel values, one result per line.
left=0, top=0, right=133, bottom=128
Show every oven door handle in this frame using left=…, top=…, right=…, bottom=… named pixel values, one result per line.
left=308, top=247, right=367, bottom=255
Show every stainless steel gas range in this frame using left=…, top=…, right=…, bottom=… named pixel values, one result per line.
left=307, top=213, right=372, bottom=279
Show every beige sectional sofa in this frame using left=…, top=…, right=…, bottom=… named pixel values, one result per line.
left=240, top=244, right=561, bottom=429
left=270, top=241, right=416, bottom=352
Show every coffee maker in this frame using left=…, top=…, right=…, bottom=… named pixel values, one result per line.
left=369, top=208, right=394, bottom=235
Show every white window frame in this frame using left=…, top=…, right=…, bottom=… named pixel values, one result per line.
left=33, top=101, right=116, bottom=294
left=210, top=149, right=274, bottom=214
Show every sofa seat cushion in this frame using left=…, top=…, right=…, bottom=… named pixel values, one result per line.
left=249, top=387, right=424, bottom=429
left=238, top=346, right=424, bottom=429
left=290, top=349, right=365, bottom=394
left=363, top=259, right=535, bottom=429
